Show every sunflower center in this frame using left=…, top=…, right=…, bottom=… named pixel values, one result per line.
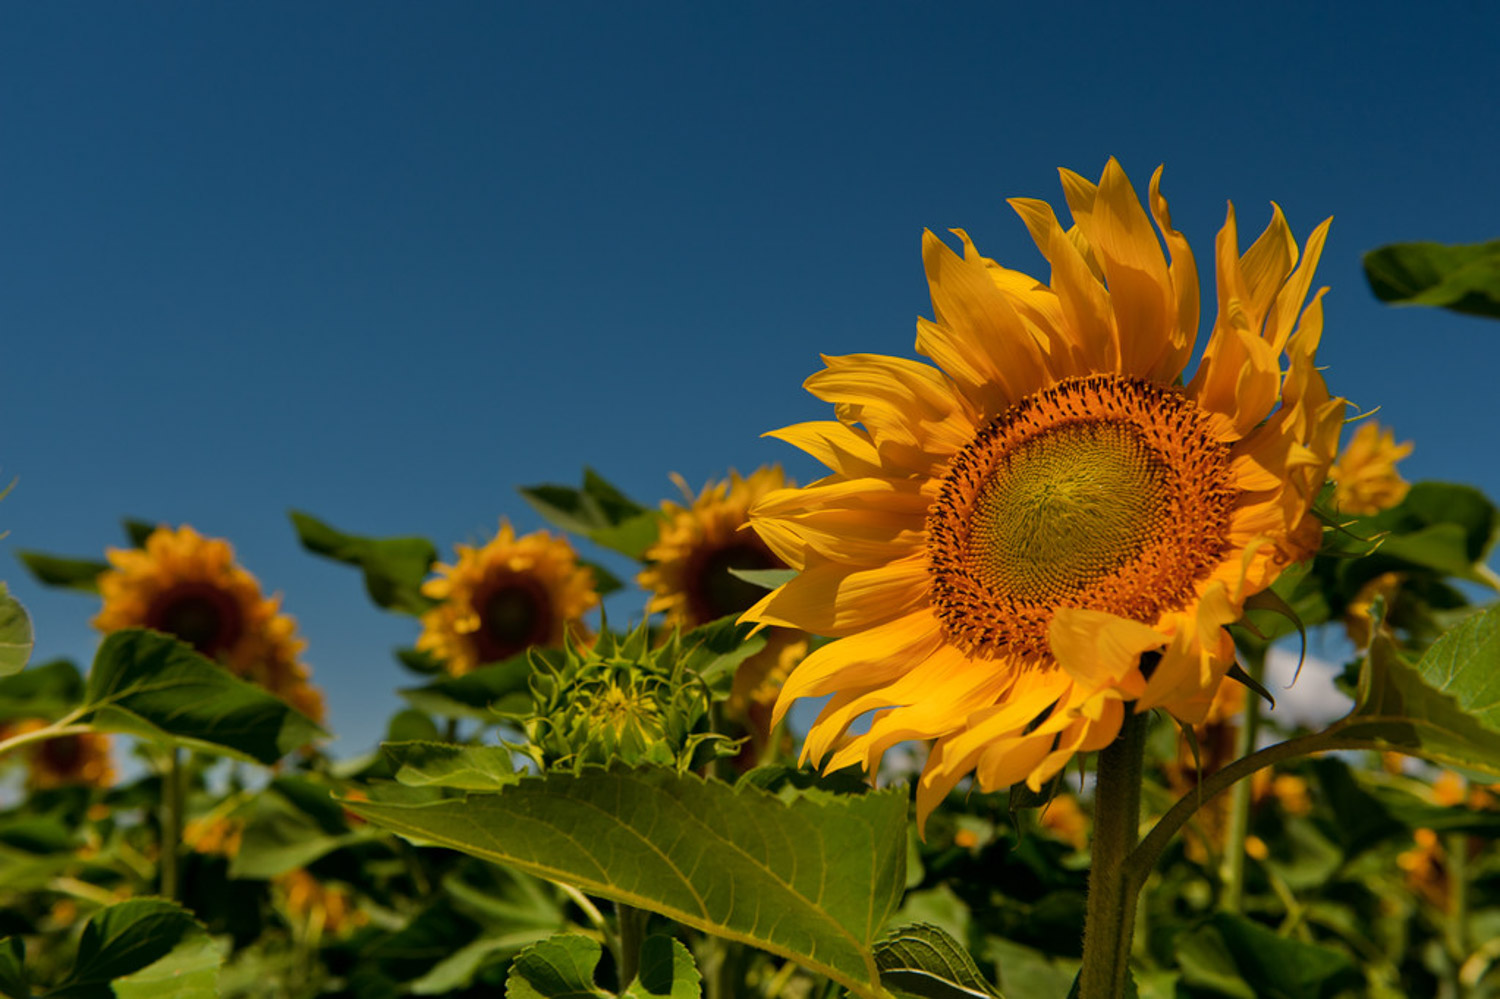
left=927, top=374, right=1236, bottom=661
left=473, top=575, right=554, bottom=665
left=686, top=540, right=781, bottom=623
left=967, top=422, right=1170, bottom=602
left=144, top=582, right=245, bottom=658
left=39, top=734, right=84, bottom=776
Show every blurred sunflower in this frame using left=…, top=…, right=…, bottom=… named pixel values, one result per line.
left=1329, top=420, right=1411, bottom=515
left=746, top=159, right=1345, bottom=825
left=639, top=468, right=809, bottom=718
left=417, top=520, right=598, bottom=676
left=0, top=719, right=114, bottom=790
left=93, top=525, right=325, bottom=722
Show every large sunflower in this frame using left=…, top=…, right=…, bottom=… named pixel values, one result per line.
left=417, top=520, right=598, bottom=676
left=638, top=467, right=808, bottom=716
left=94, top=525, right=325, bottom=723
left=745, top=160, right=1345, bottom=825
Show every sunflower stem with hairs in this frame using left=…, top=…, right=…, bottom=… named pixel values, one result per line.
left=1078, top=709, right=1150, bottom=999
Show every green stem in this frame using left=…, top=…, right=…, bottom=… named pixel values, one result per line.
left=1446, top=831, right=1470, bottom=997
left=1078, top=708, right=1150, bottom=999
left=1222, top=645, right=1267, bottom=912
left=161, top=748, right=185, bottom=902
left=1123, top=732, right=1385, bottom=898
left=0, top=716, right=92, bottom=758
left=616, top=903, right=649, bottom=990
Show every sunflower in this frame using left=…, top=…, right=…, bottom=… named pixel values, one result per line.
left=638, top=468, right=809, bottom=717
left=745, top=159, right=1345, bottom=826
left=417, top=520, right=598, bottom=676
left=1330, top=419, right=1412, bottom=515
left=94, top=525, right=325, bottom=723
left=0, top=719, right=114, bottom=790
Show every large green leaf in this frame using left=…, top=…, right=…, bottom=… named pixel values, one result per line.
left=47, top=898, right=217, bottom=999
left=14, top=551, right=109, bottom=594
left=677, top=615, right=768, bottom=697
left=81, top=630, right=325, bottom=765
left=505, top=933, right=700, bottom=999
left=1174, top=913, right=1358, bottom=999
left=109, top=937, right=220, bottom=999
left=0, top=585, right=32, bottom=677
left=0, top=660, right=83, bottom=722
left=399, top=651, right=538, bottom=720
left=874, top=924, right=1002, bottom=999
left=1327, top=602, right=1500, bottom=774
left=343, top=767, right=907, bottom=997
left=289, top=510, right=437, bottom=615
left=1363, top=239, right=1500, bottom=319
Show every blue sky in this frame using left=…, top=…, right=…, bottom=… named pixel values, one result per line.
left=4, top=3, right=1497, bottom=755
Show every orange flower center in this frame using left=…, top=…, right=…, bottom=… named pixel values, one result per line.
left=472, top=574, right=555, bottom=664
left=927, top=374, right=1236, bottom=661
left=144, top=582, right=245, bottom=658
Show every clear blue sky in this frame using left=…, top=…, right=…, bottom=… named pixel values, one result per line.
left=4, top=2, right=1497, bottom=755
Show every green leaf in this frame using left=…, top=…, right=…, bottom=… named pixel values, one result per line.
left=384, top=741, right=522, bottom=791
left=1175, top=913, right=1358, bottom=999
left=1363, top=239, right=1500, bottom=319
left=623, top=936, right=701, bottom=999
left=983, top=939, right=1077, bottom=999
left=519, top=469, right=663, bottom=560
left=1327, top=603, right=1500, bottom=774
left=344, top=767, right=908, bottom=997
left=395, top=646, right=446, bottom=676
left=578, top=559, right=624, bottom=598
left=120, top=519, right=157, bottom=549
left=0, top=937, right=28, bottom=999
left=677, top=616, right=768, bottom=697
left=289, top=510, right=437, bottom=615
left=80, top=630, right=325, bottom=765
left=726, top=567, right=797, bottom=591
left=109, top=936, right=220, bottom=999
left=506, top=934, right=611, bottom=998
left=874, top=923, right=1001, bottom=999
left=230, top=776, right=363, bottom=879
left=0, top=660, right=83, bottom=722
left=399, top=652, right=538, bottom=720
left=14, top=551, right=108, bottom=594
left=50, top=898, right=212, bottom=999
left=0, top=586, right=33, bottom=678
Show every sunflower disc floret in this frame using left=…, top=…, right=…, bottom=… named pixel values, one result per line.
left=743, top=159, right=1346, bottom=826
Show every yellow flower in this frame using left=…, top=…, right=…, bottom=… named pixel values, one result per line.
left=745, top=160, right=1345, bottom=827
left=1330, top=420, right=1412, bottom=515
left=93, top=525, right=325, bottom=723
left=1, top=719, right=114, bottom=790
left=638, top=467, right=808, bottom=717
left=1038, top=794, right=1090, bottom=851
left=418, top=520, right=598, bottom=676
left=276, top=868, right=365, bottom=936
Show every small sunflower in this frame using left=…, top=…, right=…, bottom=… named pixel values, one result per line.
left=1, top=719, right=115, bottom=790
left=638, top=468, right=808, bottom=716
left=417, top=520, right=598, bottom=676
left=93, top=525, right=325, bottom=722
left=745, top=160, right=1345, bottom=826
left=1330, top=420, right=1412, bottom=515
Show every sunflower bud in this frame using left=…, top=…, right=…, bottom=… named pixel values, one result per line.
left=521, top=623, right=736, bottom=773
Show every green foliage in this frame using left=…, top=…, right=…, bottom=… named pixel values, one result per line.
left=343, top=767, right=908, bottom=997
left=0, top=937, right=28, bottom=999
left=0, top=660, right=83, bottom=722
left=0, top=585, right=33, bottom=678
left=384, top=741, right=522, bottom=791
left=399, top=650, right=538, bottom=720
left=13, top=552, right=108, bottom=594
left=1329, top=603, right=1500, bottom=775
left=1363, top=239, right=1500, bottom=319
left=288, top=510, right=438, bottom=615
left=506, top=933, right=701, bottom=998
left=874, top=923, right=1003, bottom=998
left=1175, top=913, right=1359, bottom=999
left=45, top=898, right=219, bottom=999
left=229, top=776, right=366, bottom=878
left=519, top=468, right=664, bottom=560
left=80, top=630, right=325, bottom=764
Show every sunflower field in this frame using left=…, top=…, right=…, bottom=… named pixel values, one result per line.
left=3, top=163, right=1500, bottom=999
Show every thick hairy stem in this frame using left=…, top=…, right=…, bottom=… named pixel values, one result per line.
left=1078, top=709, right=1150, bottom=999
